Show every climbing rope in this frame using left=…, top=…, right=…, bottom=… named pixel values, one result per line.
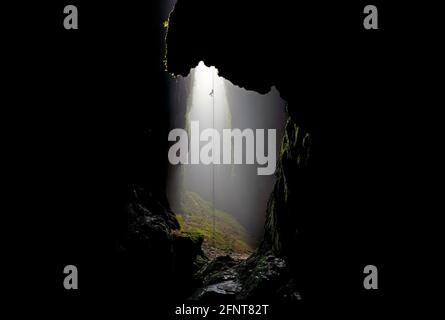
left=211, top=67, right=216, bottom=248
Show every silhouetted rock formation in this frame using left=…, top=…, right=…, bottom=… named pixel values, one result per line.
left=118, top=185, right=207, bottom=298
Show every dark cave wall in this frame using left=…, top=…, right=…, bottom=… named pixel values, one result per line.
left=53, top=0, right=206, bottom=301
left=263, top=117, right=311, bottom=256
left=165, top=0, right=367, bottom=131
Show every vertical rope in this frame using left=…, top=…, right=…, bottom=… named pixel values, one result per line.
left=212, top=67, right=216, bottom=248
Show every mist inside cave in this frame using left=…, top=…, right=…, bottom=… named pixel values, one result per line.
left=167, top=61, right=286, bottom=259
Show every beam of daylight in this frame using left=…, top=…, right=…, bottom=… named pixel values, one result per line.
left=168, top=62, right=276, bottom=175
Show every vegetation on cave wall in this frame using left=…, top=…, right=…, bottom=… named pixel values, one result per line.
left=264, top=116, right=311, bottom=254
left=176, top=191, right=253, bottom=256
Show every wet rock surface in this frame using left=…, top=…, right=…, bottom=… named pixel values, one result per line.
left=190, top=252, right=300, bottom=301
left=192, top=280, right=243, bottom=301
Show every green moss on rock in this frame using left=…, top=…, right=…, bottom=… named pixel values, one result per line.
left=176, top=191, right=253, bottom=255
left=264, top=116, right=312, bottom=254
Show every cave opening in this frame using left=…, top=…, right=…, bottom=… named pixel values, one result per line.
left=167, top=61, right=286, bottom=260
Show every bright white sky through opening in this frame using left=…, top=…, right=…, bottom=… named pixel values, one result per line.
left=187, top=61, right=231, bottom=136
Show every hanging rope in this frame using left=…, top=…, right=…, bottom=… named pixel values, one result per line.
left=211, top=67, right=216, bottom=248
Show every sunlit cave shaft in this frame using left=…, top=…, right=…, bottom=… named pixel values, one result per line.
left=183, top=62, right=231, bottom=203
left=167, top=61, right=286, bottom=259
left=187, top=62, right=230, bottom=134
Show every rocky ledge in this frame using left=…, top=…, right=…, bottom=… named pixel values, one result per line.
left=190, top=251, right=301, bottom=301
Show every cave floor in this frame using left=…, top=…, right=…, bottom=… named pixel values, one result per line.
left=201, top=239, right=251, bottom=261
